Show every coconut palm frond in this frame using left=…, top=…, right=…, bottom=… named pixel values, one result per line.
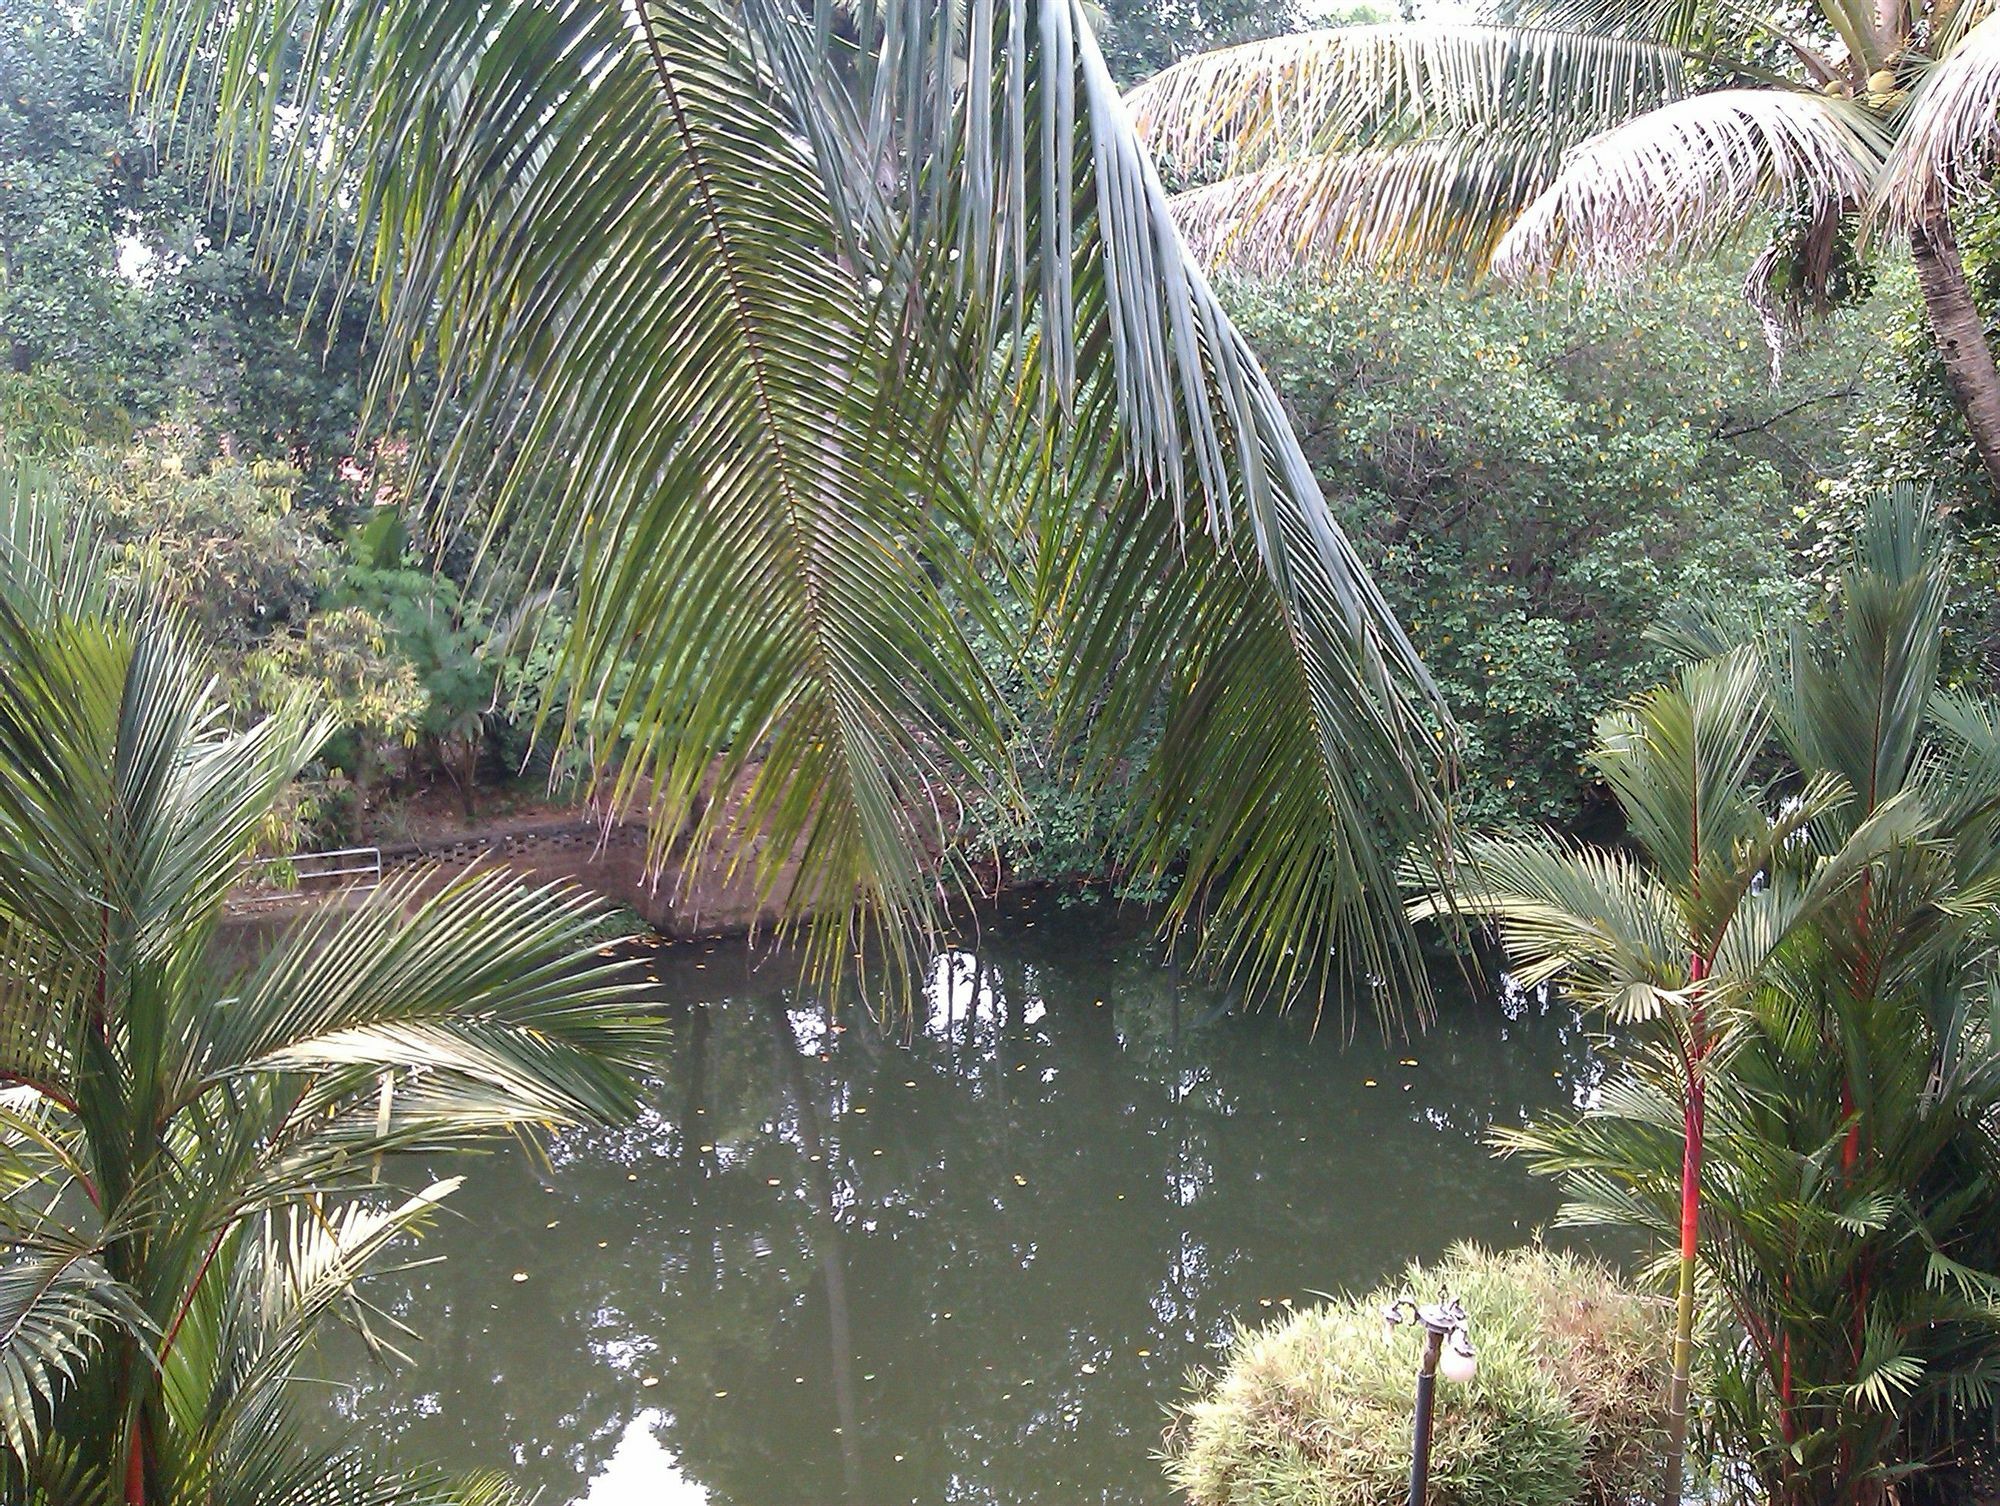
left=1876, top=11, right=2000, bottom=229
left=126, top=0, right=1004, bottom=991
left=1128, top=23, right=1683, bottom=276
left=120, top=0, right=1459, bottom=1011
left=1166, top=130, right=1573, bottom=275
left=1520, top=0, right=1846, bottom=80
left=808, top=0, right=1459, bottom=1014
left=1494, top=88, right=1890, bottom=284
left=1125, top=24, right=1684, bottom=178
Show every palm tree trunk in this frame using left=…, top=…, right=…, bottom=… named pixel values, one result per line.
left=1909, top=211, right=2000, bottom=493
left=1662, top=1063, right=1704, bottom=1506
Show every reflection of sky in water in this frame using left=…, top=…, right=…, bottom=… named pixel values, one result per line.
left=580, top=1412, right=708, bottom=1504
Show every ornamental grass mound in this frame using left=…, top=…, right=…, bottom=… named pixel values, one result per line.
left=1163, top=1244, right=1671, bottom=1506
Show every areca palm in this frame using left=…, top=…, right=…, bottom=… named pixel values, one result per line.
left=1126, top=5, right=2000, bottom=488
left=1505, top=490, right=2000, bottom=1505
left=0, top=466, right=655, bottom=1504
left=109, top=0, right=1456, bottom=1021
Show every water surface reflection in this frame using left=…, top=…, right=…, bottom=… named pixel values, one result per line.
left=323, top=900, right=1598, bottom=1504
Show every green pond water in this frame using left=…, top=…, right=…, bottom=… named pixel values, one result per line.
left=319, top=897, right=1601, bottom=1505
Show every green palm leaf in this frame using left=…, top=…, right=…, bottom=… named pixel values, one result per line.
left=118, top=0, right=1461, bottom=1012
left=0, top=1254, right=152, bottom=1465
left=202, top=866, right=651, bottom=1125
left=0, top=496, right=657, bottom=1491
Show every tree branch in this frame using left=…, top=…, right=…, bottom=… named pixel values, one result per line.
left=1709, top=387, right=1863, bottom=440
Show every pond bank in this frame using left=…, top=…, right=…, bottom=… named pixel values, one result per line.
left=236, top=802, right=811, bottom=939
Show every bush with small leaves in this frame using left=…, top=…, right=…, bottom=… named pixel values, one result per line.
left=1164, top=1244, right=1671, bottom=1506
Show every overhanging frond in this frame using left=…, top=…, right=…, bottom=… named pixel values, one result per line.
left=1166, top=131, right=1578, bottom=275
left=1127, top=25, right=1683, bottom=276
left=1875, top=11, right=2000, bottom=231
left=1126, top=25, right=1684, bottom=179
left=1494, top=88, right=1889, bottom=283
left=121, top=0, right=1461, bottom=1013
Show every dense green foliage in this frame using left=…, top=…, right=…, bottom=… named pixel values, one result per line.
left=0, top=1, right=374, bottom=488
left=0, top=0, right=1931, bottom=870
left=1224, top=272, right=1878, bottom=826
left=1165, top=1244, right=1670, bottom=1506
left=1090, top=0, right=1308, bottom=85
left=0, top=0, right=526, bottom=846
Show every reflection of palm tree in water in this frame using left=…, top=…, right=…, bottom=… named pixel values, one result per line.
left=767, top=996, right=863, bottom=1499
left=318, top=915, right=1594, bottom=1504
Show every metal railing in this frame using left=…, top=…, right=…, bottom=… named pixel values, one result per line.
left=235, top=846, right=384, bottom=906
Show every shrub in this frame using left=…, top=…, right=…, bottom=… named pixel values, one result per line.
left=1163, top=1244, right=1671, bottom=1506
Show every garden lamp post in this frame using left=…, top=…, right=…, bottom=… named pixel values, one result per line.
left=1382, top=1294, right=1475, bottom=1506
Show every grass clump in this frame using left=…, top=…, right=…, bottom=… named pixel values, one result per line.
left=1163, top=1243, right=1670, bottom=1506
